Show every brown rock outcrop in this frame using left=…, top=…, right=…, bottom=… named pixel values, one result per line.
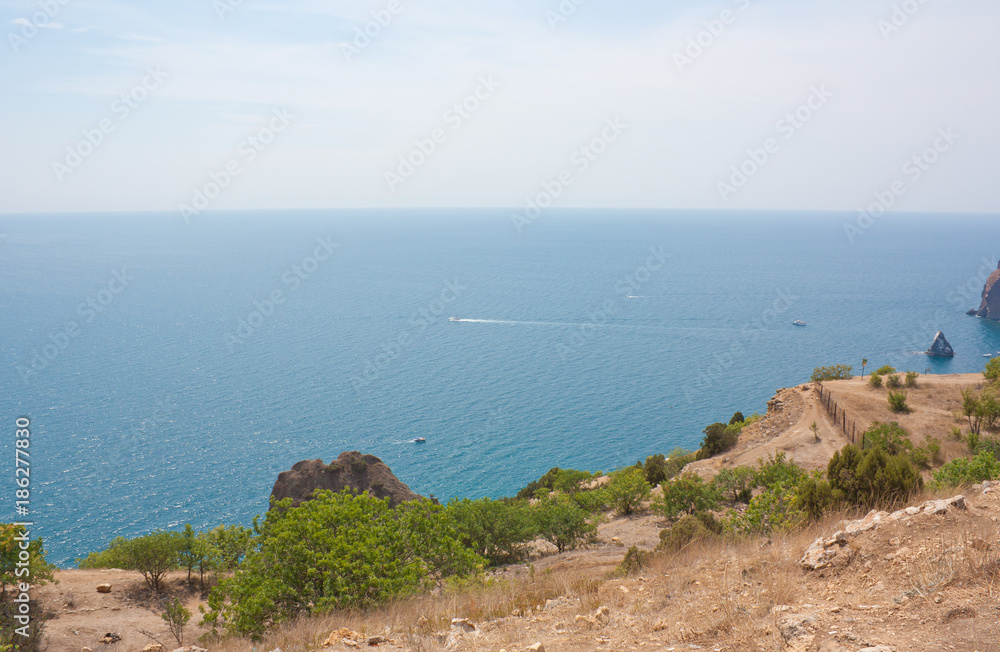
left=977, top=260, right=1000, bottom=320
left=270, top=451, right=423, bottom=508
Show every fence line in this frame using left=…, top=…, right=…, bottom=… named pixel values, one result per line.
left=815, top=383, right=865, bottom=447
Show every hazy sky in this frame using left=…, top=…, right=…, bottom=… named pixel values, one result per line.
left=1, top=0, right=997, bottom=214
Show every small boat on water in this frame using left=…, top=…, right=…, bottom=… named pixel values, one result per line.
left=413, top=437, right=427, bottom=444
left=984, top=354, right=993, bottom=358
left=792, top=320, right=807, bottom=327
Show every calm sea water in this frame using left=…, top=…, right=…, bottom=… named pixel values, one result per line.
left=2, top=210, right=999, bottom=566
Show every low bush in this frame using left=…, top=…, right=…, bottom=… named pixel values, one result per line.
left=905, top=371, right=919, bottom=388
left=886, top=374, right=902, bottom=389
left=516, top=467, right=596, bottom=499
left=726, top=482, right=804, bottom=535
left=203, top=491, right=482, bottom=639
left=642, top=454, right=667, bottom=485
left=658, top=514, right=716, bottom=552
left=827, top=444, right=923, bottom=508
left=811, top=365, right=854, bottom=382
left=869, top=374, right=884, bottom=388
left=729, top=411, right=745, bottom=425
left=887, top=390, right=910, bottom=413
left=863, top=421, right=912, bottom=456
left=663, top=448, right=697, bottom=480
left=795, top=472, right=834, bottom=521
left=985, top=357, right=1000, bottom=384
left=752, top=452, right=806, bottom=489
left=932, top=451, right=1000, bottom=487
left=874, top=365, right=897, bottom=376
left=615, top=545, right=650, bottom=576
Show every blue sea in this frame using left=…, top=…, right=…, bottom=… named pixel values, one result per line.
left=2, top=210, right=1000, bottom=566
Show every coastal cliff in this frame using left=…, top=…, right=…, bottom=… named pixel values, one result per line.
left=270, top=451, right=424, bottom=508
left=977, top=259, right=1000, bottom=320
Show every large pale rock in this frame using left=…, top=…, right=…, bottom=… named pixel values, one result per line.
left=96, top=584, right=112, bottom=593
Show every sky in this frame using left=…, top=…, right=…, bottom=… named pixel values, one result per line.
left=0, top=0, right=998, bottom=214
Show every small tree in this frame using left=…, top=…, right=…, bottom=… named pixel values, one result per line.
left=606, top=467, right=651, bottom=516
left=729, top=411, right=745, bottom=425
left=532, top=495, right=597, bottom=553
left=446, top=498, right=534, bottom=567
left=642, top=454, right=668, bottom=485
left=699, top=422, right=738, bottom=458
left=985, top=357, right=1000, bottom=384
left=656, top=473, right=719, bottom=521
left=162, top=598, right=191, bottom=646
left=810, top=421, right=819, bottom=443
left=119, top=531, right=184, bottom=593
left=905, top=371, right=919, bottom=388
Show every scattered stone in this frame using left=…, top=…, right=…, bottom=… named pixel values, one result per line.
left=171, top=647, right=207, bottom=652
left=96, top=584, right=112, bottom=594
left=99, top=633, right=121, bottom=645
left=858, top=646, right=895, bottom=652
left=526, top=643, right=546, bottom=652
left=141, top=645, right=165, bottom=652
left=575, top=606, right=611, bottom=629
left=450, top=618, right=477, bottom=633
left=323, top=628, right=363, bottom=647
left=818, top=642, right=847, bottom=652
left=416, top=616, right=429, bottom=630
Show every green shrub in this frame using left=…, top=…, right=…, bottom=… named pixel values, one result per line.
left=712, top=466, right=754, bottom=503
left=869, top=374, right=884, bottom=388
left=974, top=436, right=1000, bottom=459
left=615, top=546, right=650, bottom=576
left=662, top=448, right=697, bottom=480
left=795, top=472, right=834, bottom=521
left=950, top=426, right=964, bottom=441
left=207, top=524, right=254, bottom=572
left=729, top=411, right=745, bottom=425
left=656, top=473, right=720, bottom=522
left=570, top=487, right=610, bottom=513
left=925, top=436, right=942, bottom=465
left=77, top=536, right=128, bottom=569
left=2, top=524, right=56, bottom=651
left=887, top=390, right=910, bottom=413
left=752, top=452, right=806, bottom=489
left=531, top=495, right=598, bottom=553
left=905, top=371, right=919, bottom=388
left=863, top=421, right=912, bottom=456
left=162, top=597, right=191, bottom=646
left=642, top=454, right=667, bottom=485
left=886, top=374, right=902, bottom=389
left=961, top=388, right=1000, bottom=436
left=446, top=498, right=535, bottom=567
left=516, top=468, right=595, bottom=499
left=605, top=467, right=651, bottom=516
left=658, top=514, right=714, bottom=552
left=726, top=483, right=804, bottom=535
left=874, top=365, right=897, bottom=375
left=932, top=452, right=1000, bottom=487
left=827, top=445, right=923, bottom=508
left=699, top=422, right=739, bottom=458
left=811, top=365, right=854, bottom=382
left=985, top=357, right=1000, bottom=384
left=203, top=491, right=481, bottom=639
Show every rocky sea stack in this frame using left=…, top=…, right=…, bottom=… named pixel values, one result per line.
left=925, top=331, right=955, bottom=358
left=270, top=451, right=424, bottom=508
left=975, top=259, right=1000, bottom=320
